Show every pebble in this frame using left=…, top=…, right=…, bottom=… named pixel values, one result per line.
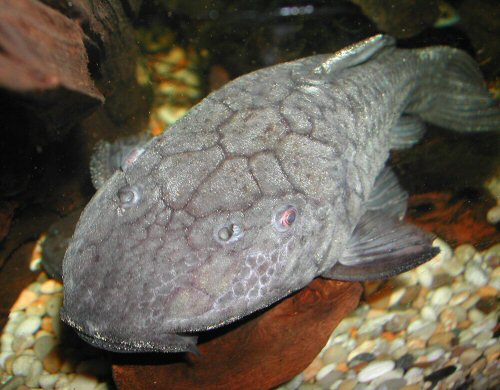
left=486, top=203, right=500, bottom=224
left=1, top=376, right=25, bottom=390
left=428, top=331, right=454, bottom=348
left=430, top=286, right=452, bottom=305
left=464, top=265, right=489, bottom=287
left=357, top=360, right=395, bottom=383
left=1, top=332, right=14, bottom=352
left=12, top=334, right=35, bottom=352
left=46, top=294, right=63, bottom=318
left=395, top=354, right=415, bottom=371
left=323, top=344, right=348, bottom=365
left=34, top=335, right=57, bottom=360
left=40, top=279, right=63, bottom=294
left=449, top=290, right=469, bottom=306
left=14, top=315, right=42, bottom=337
left=373, top=377, right=407, bottom=390
left=420, top=306, right=437, bottom=322
left=454, top=244, right=476, bottom=264
left=12, top=354, right=39, bottom=376
left=404, top=367, right=424, bottom=385
left=43, top=348, right=63, bottom=374
left=317, top=369, right=344, bottom=388
left=11, top=289, right=38, bottom=311
left=338, top=379, right=358, bottom=390
left=67, top=374, right=100, bottom=390
left=39, top=373, right=60, bottom=389
left=459, top=348, right=482, bottom=366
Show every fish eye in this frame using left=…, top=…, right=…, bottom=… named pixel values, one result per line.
left=117, top=184, right=142, bottom=208
left=274, top=205, right=297, bottom=232
left=215, top=223, right=242, bottom=244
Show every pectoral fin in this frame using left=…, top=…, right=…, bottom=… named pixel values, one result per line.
left=322, top=211, right=439, bottom=281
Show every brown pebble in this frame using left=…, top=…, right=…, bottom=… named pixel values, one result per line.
left=41, top=317, right=53, bottom=333
left=484, top=344, right=500, bottom=363
left=475, top=296, right=497, bottom=314
left=338, top=378, right=358, bottom=390
left=459, top=348, right=482, bottom=366
left=457, top=320, right=472, bottom=330
left=406, top=337, right=426, bottom=351
left=430, top=273, right=453, bottom=289
left=428, top=331, right=455, bottom=348
left=302, top=356, right=323, bottom=381
left=399, top=285, right=421, bottom=306
left=350, top=361, right=369, bottom=372
left=11, top=289, right=38, bottom=311
left=43, top=348, right=63, bottom=374
left=401, top=384, right=420, bottom=390
left=477, top=286, right=498, bottom=297
left=470, top=357, right=487, bottom=375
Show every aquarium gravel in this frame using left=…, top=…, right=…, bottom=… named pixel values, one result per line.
left=278, top=240, right=500, bottom=390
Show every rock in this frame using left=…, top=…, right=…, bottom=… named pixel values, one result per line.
left=303, top=357, right=323, bottom=381
left=43, top=347, right=63, bottom=374
left=67, top=373, right=99, bottom=390
left=337, top=379, right=358, bottom=390
left=40, top=279, right=64, bottom=294
left=34, top=335, right=57, bottom=360
left=395, top=354, right=415, bottom=371
left=454, top=244, right=477, bottom=264
left=430, top=330, right=455, bottom=347
left=0, top=376, right=25, bottom=390
left=459, top=348, right=482, bottom=366
left=14, top=315, right=42, bottom=337
left=449, top=291, right=469, bottom=306
left=46, top=294, right=63, bottom=318
left=39, top=373, right=60, bottom=389
left=430, top=286, right=452, bottom=305
left=357, top=360, right=395, bottom=383
left=316, top=368, right=344, bottom=388
left=12, top=354, right=39, bottom=376
left=11, top=289, right=38, bottom=311
left=464, top=265, right=488, bottom=287
left=322, top=344, right=348, bottom=365
left=486, top=204, right=500, bottom=224
left=404, top=367, right=424, bottom=385
left=12, top=334, right=35, bottom=352
left=1, top=332, right=14, bottom=352
left=25, top=359, right=44, bottom=387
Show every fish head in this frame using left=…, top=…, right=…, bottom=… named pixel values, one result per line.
left=62, top=107, right=338, bottom=354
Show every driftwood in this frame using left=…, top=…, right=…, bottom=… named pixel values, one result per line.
left=0, top=0, right=103, bottom=136
left=112, top=280, right=362, bottom=390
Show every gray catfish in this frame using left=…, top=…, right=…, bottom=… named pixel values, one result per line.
left=61, top=35, right=499, bottom=353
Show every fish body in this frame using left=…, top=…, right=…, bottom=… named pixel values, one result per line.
left=61, top=35, right=499, bottom=353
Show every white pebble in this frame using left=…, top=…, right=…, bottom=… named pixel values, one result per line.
left=14, top=315, right=42, bottom=337
left=454, top=244, right=477, bottom=264
left=12, top=354, right=39, bottom=376
left=431, top=286, right=452, bottom=305
left=490, top=277, right=500, bottom=291
left=67, top=373, right=100, bottom=390
left=40, top=280, right=64, bottom=294
left=315, top=363, right=336, bottom=381
left=421, top=306, right=438, bottom=322
left=430, top=238, right=453, bottom=266
left=1, top=333, right=14, bottom=352
left=486, top=204, right=500, bottom=224
left=357, top=360, right=395, bottom=383
left=415, top=266, right=433, bottom=288
left=39, top=373, right=60, bottom=390
left=404, top=367, right=424, bottom=385
left=0, top=351, right=13, bottom=369
left=464, top=265, right=489, bottom=287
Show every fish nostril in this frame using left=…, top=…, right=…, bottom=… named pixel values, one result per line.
left=117, top=185, right=142, bottom=208
left=216, top=223, right=242, bottom=243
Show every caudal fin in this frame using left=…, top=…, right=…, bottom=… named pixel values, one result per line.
left=408, top=47, right=499, bottom=132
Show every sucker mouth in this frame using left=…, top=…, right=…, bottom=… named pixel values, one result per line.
left=61, top=309, right=199, bottom=354
left=75, top=328, right=199, bottom=354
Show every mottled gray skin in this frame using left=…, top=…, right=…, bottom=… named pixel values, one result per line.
left=62, top=35, right=499, bottom=353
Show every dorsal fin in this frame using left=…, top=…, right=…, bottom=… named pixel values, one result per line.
left=313, top=34, right=395, bottom=76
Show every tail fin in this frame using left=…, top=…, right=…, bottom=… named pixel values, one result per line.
left=407, top=47, right=499, bottom=132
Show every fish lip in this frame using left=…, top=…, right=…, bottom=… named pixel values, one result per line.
left=60, top=308, right=198, bottom=354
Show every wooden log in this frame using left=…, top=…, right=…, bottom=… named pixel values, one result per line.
left=0, top=0, right=104, bottom=135
left=112, top=280, right=363, bottom=390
